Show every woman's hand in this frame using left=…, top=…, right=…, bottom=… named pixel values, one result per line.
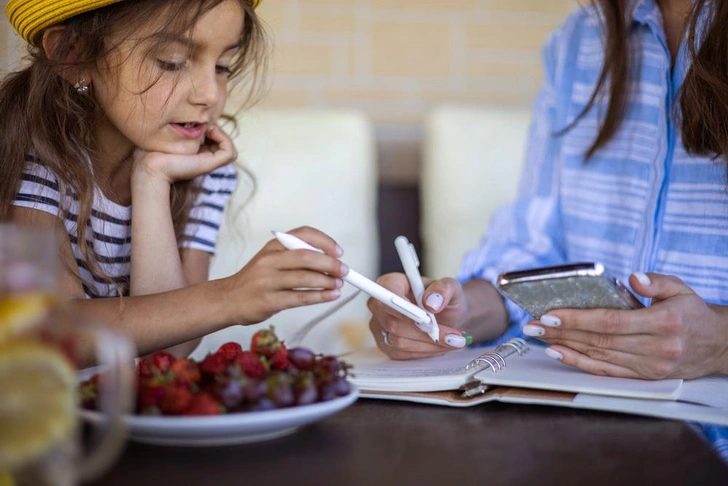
left=222, top=226, right=349, bottom=326
left=367, top=275, right=472, bottom=360
left=132, top=124, right=237, bottom=183
left=525, top=273, right=728, bottom=379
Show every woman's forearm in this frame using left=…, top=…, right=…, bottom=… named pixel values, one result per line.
left=461, top=278, right=510, bottom=343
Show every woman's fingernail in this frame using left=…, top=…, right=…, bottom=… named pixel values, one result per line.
left=425, top=293, right=444, bottom=311
left=445, top=334, right=466, bottom=348
left=462, top=333, right=473, bottom=346
left=340, top=263, right=349, bottom=275
left=633, top=272, right=651, bottom=286
left=540, top=315, right=561, bottom=327
left=335, top=244, right=344, bottom=256
left=545, top=348, right=563, bottom=360
left=523, top=324, right=545, bottom=337
left=335, top=279, right=343, bottom=289
left=329, top=289, right=342, bottom=298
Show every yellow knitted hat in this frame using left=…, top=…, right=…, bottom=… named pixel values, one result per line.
left=5, top=0, right=262, bottom=46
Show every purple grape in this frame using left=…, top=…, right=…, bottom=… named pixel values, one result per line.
left=332, top=376, right=350, bottom=396
left=288, top=347, right=316, bottom=370
left=243, top=379, right=267, bottom=402
left=268, top=381, right=295, bottom=407
left=219, top=380, right=244, bottom=409
left=318, top=382, right=337, bottom=402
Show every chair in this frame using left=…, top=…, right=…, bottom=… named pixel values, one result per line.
left=421, top=105, right=532, bottom=278
left=192, top=109, right=378, bottom=359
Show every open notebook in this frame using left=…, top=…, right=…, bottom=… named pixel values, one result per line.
left=347, top=339, right=728, bottom=426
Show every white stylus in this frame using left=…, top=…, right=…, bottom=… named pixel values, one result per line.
left=394, top=236, right=440, bottom=344
left=273, top=232, right=433, bottom=328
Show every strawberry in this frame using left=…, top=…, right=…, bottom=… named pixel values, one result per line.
left=200, top=352, right=228, bottom=377
left=138, top=381, right=166, bottom=409
left=233, top=351, right=267, bottom=378
left=158, top=383, right=193, bottom=415
left=184, top=392, right=224, bottom=415
left=171, top=358, right=201, bottom=384
left=251, top=327, right=283, bottom=359
left=151, top=351, right=176, bottom=373
left=269, top=346, right=289, bottom=371
left=218, top=342, right=243, bottom=362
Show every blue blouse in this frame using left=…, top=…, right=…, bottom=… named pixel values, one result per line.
left=458, top=0, right=727, bottom=463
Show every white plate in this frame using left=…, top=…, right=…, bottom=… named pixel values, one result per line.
left=80, top=386, right=359, bottom=447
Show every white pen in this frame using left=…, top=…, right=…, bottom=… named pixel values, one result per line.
left=273, top=231, right=433, bottom=328
left=394, top=236, right=440, bottom=344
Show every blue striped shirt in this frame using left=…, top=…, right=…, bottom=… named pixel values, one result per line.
left=457, top=0, right=727, bottom=463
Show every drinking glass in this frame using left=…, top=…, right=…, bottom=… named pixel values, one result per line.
left=0, top=224, right=136, bottom=486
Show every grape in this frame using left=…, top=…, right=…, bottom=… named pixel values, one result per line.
left=318, top=382, right=337, bottom=402
left=267, top=379, right=295, bottom=407
left=243, top=378, right=267, bottom=403
left=332, top=376, right=350, bottom=396
left=288, top=347, right=316, bottom=370
left=218, top=380, right=244, bottom=409
left=316, top=356, right=341, bottom=376
left=249, top=397, right=276, bottom=412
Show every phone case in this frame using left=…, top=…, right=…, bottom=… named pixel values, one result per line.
left=496, top=262, right=644, bottom=319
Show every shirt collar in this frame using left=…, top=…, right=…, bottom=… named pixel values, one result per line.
left=631, top=0, right=662, bottom=27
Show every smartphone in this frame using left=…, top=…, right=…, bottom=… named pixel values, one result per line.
left=496, top=262, right=644, bottom=319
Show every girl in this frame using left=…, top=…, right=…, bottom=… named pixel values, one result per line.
left=367, top=0, right=728, bottom=461
left=1, top=0, right=348, bottom=358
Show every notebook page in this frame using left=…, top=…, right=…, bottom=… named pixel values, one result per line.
left=476, top=346, right=683, bottom=400
left=678, top=376, right=728, bottom=408
left=348, top=346, right=488, bottom=392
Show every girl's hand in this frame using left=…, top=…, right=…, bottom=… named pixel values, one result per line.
left=367, top=275, right=471, bottom=360
left=526, top=273, right=728, bottom=379
left=223, top=226, right=349, bottom=326
left=132, top=124, right=237, bottom=183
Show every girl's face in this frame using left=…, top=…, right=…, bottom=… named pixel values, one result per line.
left=91, top=0, right=244, bottom=161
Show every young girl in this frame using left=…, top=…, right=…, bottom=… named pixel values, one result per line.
left=0, top=0, right=348, bottom=358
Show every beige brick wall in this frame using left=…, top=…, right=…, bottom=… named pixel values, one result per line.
left=0, top=1, right=576, bottom=180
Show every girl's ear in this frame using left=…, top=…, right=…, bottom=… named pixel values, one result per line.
left=41, top=25, right=90, bottom=86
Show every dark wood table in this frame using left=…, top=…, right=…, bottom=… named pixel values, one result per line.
left=87, top=399, right=728, bottom=486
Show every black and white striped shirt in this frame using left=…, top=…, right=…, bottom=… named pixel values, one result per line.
left=13, top=161, right=238, bottom=298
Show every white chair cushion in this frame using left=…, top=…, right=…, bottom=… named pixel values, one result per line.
left=421, top=105, right=531, bottom=279
left=193, top=109, right=378, bottom=359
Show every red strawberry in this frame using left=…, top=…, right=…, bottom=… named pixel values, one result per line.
left=218, top=342, right=243, bottom=362
left=233, top=351, right=267, bottom=378
left=200, top=353, right=228, bottom=377
left=251, top=328, right=283, bottom=359
left=171, top=358, right=201, bottom=384
left=151, top=351, right=176, bottom=373
left=138, top=381, right=166, bottom=408
left=158, top=384, right=193, bottom=415
left=184, top=392, right=224, bottom=415
left=269, top=346, right=289, bottom=371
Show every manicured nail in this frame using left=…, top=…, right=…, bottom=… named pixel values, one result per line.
left=340, top=263, right=349, bottom=275
left=523, top=324, right=545, bottom=337
left=540, top=315, right=561, bottom=327
left=633, top=272, right=651, bottom=286
left=445, top=334, right=466, bottom=348
left=329, top=289, right=342, bottom=298
left=335, top=279, right=343, bottom=289
left=425, top=293, right=444, bottom=311
left=545, top=348, right=563, bottom=360
left=335, top=244, right=344, bottom=256
left=462, top=333, right=473, bottom=346
left=415, top=320, right=433, bottom=334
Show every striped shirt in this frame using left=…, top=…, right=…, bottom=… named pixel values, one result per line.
left=458, top=1, right=727, bottom=462
left=13, top=161, right=237, bottom=298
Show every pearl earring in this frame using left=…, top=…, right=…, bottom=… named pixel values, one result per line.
left=74, top=77, right=90, bottom=94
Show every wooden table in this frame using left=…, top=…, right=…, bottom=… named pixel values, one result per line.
left=87, top=399, right=728, bottom=486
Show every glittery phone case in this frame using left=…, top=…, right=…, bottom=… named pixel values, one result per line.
left=496, top=262, right=644, bottom=319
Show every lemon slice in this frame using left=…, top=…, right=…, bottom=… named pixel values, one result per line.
left=0, top=294, right=53, bottom=344
left=0, top=340, right=77, bottom=470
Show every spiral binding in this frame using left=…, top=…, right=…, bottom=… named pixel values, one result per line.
left=465, top=337, right=530, bottom=372
left=459, top=338, right=530, bottom=398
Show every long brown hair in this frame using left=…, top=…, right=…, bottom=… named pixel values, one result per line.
left=574, top=0, right=728, bottom=166
left=0, top=0, right=267, bottom=293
